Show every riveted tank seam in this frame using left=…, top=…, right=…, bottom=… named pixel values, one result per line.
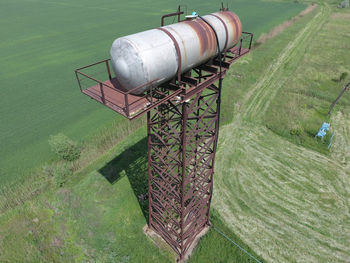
left=208, top=14, right=228, bottom=51
left=165, top=26, right=188, bottom=71
left=219, top=11, right=241, bottom=45
left=182, top=19, right=217, bottom=56
left=156, top=27, right=182, bottom=82
left=205, top=18, right=219, bottom=56
left=220, top=12, right=239, bottom=44
left=204, top=18, right=218, bottom=57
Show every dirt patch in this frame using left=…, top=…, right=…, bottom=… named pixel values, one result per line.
left=257, top=4, right=318, bottom=44
left=331, top=13, right=350, bottom=19
left=299, top=4, right=318, bottom=16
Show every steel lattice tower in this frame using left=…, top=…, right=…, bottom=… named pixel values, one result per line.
left=74, top=5, right=252, bottom=261
left=147, top=83, right=220, bottom=258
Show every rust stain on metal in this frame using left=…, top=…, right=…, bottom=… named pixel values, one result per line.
left=183, top=19, right=217, bottom=56
left=157, top=27, right=182, bottom=82
left=179, top=35, right=188, bottom=66
left=220, top=11, right=242, bottom=43
left=169, top=27, right=188, bottom=68
left=209, top=14, right=229, bottom=50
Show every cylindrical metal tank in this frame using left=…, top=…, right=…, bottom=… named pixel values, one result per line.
left=110, top=11, right=242, bottom=94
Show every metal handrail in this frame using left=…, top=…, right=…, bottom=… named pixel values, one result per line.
left=161, top=5, right=184, bottom=26
left=75, top=59, right=163, bottom=117
left=161, top=11, right=184, bottom=26
left=242, top=31, right=254, bottom=50
left=75, top=59, right=158, bottom=96
left=75, top=71, right=115, bottom=90
left=75, top=58, right=110, bottom=71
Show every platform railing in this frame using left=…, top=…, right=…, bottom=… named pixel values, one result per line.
left=221, top=32, right=253, bottom=65
left=240, top=31, right=254, bottom=53
left=75, top=59, right=111, bottom=92
left=75, top=59, right=182, bottom=119
left=75, top=59, right=154, bottom=116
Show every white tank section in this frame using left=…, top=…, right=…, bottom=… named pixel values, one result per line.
left=110, top=11, right=242, bottom=94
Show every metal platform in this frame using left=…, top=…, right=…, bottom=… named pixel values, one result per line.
left=74, top=32, right=253, bottom=120
left=75, top=59, right=183, bottom=119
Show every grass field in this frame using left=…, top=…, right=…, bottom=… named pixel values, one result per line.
left=1, top=0, right=350, bottom=262
left=0, top=0, right=306, bottom=186
left=214, top=2, right=350, bottom=262
left=0, top=126, right=265, bottom=262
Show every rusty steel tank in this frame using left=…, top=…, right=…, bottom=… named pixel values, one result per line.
left=110, top=11, right=242, bottom=94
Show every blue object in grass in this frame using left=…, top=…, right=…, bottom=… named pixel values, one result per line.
left=321, top=122, right=330, bottom=131
left=315, top=122, right=331, bottom=139
left=316, top=129, right=327, bottom=138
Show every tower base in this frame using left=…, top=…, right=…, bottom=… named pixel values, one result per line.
left=143, top=224, right=210, bottom=262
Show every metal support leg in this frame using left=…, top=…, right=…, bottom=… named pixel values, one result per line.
left=147, top=83, right=220, bottom=260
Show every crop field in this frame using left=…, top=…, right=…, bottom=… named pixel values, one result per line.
left=0, top=0, right=306, bottom=186
left=1, top=0, right=350, bottom=262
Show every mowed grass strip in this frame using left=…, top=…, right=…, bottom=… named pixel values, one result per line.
left=213, top=3, right=350, bottom=263
left=264, top=5, right=350, bottom=153
left=0, top=0, right=306, bottom=185
left=330, top=111, right=350, bottom=167
left=214, top=123, right=350, bottom=262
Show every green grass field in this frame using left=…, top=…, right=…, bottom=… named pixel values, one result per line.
left=2, top=0, right=350, bottom=262
left=214, top=2, right=350, bottom=262
left=0, top=0, right=306, bottom=186
left=0, top=126, right=265, bottom=262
